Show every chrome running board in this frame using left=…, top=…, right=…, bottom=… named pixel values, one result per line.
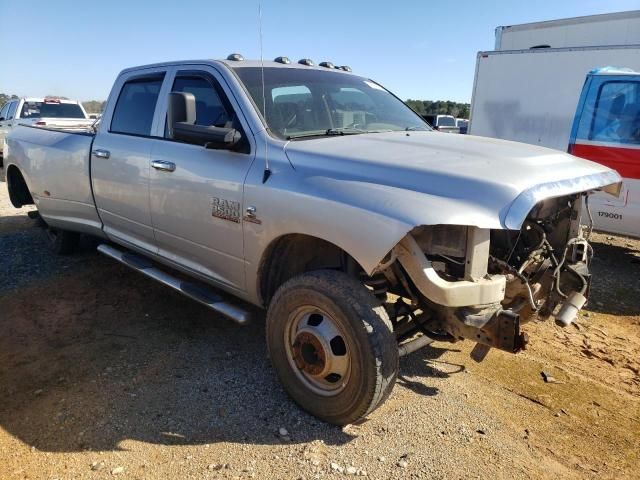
left=97, top=243, right=250, bottom=324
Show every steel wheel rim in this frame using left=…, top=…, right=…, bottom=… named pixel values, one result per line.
left=284, top=306, right=352, bottom=397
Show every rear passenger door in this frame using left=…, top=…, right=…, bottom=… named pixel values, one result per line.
left=92, top=69, right=168, bottom=253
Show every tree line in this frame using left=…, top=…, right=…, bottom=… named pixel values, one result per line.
left=0, top=93, right=18, bottom=105
left=0, top=93, right=106, bottom=114
left=81, top=100, right=107, bottom=113
left=405, top=99, right=470, bottom=119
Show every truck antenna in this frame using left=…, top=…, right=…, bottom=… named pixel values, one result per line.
left=259, top=2, right=271, bottom=183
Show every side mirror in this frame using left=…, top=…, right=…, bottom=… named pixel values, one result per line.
left=168, top=92, right=241, bottom=149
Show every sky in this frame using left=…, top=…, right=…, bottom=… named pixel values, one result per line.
left=1, top=0, right=639, bottom=103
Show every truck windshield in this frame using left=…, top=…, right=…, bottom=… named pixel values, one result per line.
left=437, top=116, right=456, bottom=127
left=233, top=67, right=430, bottom=139
left=20, top=102, right=85, bottom=119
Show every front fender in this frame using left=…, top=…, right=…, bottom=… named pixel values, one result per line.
left=244, top=172, right=413, bottom=277
left=242, top=151, right=507, bottom=287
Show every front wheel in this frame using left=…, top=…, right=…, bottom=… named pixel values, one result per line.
left=266, top=270, right=398, bottom=425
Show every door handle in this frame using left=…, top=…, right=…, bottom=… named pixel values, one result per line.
left=151, top=160, right=176, bottom=172
left=92, top=149, right=110, bottom=159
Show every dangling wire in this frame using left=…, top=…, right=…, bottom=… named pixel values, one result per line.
left=258, top=2, right=271, bottom=183
left=584, top=194, right=594, bottom=241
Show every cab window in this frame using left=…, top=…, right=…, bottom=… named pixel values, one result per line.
left=168, top=74, right=231, bottom=131
left=110, top=75, right=164, bottom=136
left=0, top=102, right=9, bottom=120
left=590, top=81, right=640, bottom=144
left=165, top=71, right=248, bottom=152
left=6, top=101, right=18, bottom=120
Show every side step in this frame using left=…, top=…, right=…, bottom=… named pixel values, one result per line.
left=97, top=244, right=250, bottom=324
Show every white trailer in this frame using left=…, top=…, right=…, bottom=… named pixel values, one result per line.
left=495, top=10, right=640, bottom=50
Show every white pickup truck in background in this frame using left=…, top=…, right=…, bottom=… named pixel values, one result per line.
left=0, top=97, right=94, bottom=166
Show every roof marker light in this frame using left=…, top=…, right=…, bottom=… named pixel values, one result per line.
left=298, top=58, right=314, bottom=66
left=339, top=65, right=352, bottom=72
left=227, top=53, right=244, bottom=61
left=274, top=56, right=291, bottom=64
left=319, top=61, right=335, bottom=69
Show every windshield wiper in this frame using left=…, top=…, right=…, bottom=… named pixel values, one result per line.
left=405, top=125, right=429, bottom=131
left=325, top=127, right=367, bottom=135
left=287, top=127, right=366, bottom=140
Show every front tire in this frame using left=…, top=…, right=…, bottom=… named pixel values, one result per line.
left=266, top=270, right=398, bottom=425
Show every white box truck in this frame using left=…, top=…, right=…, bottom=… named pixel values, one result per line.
left=469, top=11, right=640, bottom=237
left=494, top=10, right=640, bottom=50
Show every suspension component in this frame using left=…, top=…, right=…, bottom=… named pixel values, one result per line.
left=360, top=272, right=389, bottom=300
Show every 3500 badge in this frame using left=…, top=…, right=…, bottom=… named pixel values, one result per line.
left=211, top=197, right=240, bottom=223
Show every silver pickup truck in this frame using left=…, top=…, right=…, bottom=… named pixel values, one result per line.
left=5, top=56, right=621, bottom=425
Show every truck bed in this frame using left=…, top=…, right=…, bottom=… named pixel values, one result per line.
left=6, top=124, right=102, bottom=234
left=17, top=118, right=96, bottom=132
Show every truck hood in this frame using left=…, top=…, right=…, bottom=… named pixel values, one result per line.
left=283, top=131, right=621, bottom=230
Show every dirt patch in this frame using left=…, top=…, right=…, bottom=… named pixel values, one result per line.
left=0, top=186, right=638, bottom=479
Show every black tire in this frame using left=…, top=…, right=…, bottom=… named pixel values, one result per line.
left=45, top=227, right=80, bottom=255
left=266, top=270, right=398, bottom=425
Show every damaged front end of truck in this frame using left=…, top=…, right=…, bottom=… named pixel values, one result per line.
left=370, top=187, right=620, bottom=359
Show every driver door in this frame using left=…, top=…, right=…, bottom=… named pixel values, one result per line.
left=148, top=66, right=255, bottom=292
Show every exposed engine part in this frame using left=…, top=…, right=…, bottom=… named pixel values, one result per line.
left=488, top=195, right=592, bottom=320
left=412, top=224, right=467, bottom=258
left=449, top=308, right=528, bottom=353
left=584, top=194, right=594, bottom=241
left=374, top=194, right=593, bottom=357
left=555, top=291, right=587, bottom=327
left=464, top=227, right=491, bottom=281
left=552, top=237, right=591, bottom=298
left=418, top=303, right=528, bottom=353
left=490, top=255, right=540, bottom=312
left=456, top=303, right=503, bottom=327
left=393, top=234, right=506, bottom=307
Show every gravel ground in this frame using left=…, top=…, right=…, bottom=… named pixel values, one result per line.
left=0, top=183, right=638, bottom=479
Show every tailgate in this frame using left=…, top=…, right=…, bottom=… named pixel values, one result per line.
left=35, top=118, right=95, bottom=131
